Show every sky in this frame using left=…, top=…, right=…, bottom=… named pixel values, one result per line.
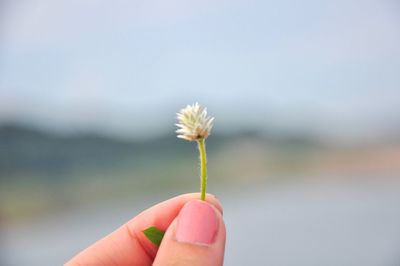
left=1, top=0, right=399, bottom=140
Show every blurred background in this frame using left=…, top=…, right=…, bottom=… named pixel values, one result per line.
left=1, top=0, right=400, bottom=265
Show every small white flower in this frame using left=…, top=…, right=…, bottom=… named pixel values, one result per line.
left=176, top=103, right=214, bottom=141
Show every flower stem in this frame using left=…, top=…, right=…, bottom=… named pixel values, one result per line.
left=197, top=138, right=207, bottom=201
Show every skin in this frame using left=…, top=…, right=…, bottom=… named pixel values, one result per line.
left=65, top=193, right=226, bottom=266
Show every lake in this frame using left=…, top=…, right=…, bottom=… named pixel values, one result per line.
left=2, top=181, right=400, bottom=265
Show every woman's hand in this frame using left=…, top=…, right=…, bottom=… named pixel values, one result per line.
left=65, top=193, right=226, bottom=266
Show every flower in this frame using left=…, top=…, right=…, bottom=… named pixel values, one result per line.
left=176, top=103, right=214, bottom=141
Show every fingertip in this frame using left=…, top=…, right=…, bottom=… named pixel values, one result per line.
left=179, top=192, right=223, bottom=215
left=153, top=200, right=226, bottom=266
left=204, top=193, right=224, bottom=216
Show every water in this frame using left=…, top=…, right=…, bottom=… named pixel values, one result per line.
left=2, top=182, right=400, bottom=265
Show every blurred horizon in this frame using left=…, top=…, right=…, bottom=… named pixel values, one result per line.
left=1, top=122, right=399, bottom=222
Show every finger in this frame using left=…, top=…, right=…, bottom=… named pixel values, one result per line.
left=65, top=193, right=222, bottom=266
left=153, top=200, right=226, bottom=266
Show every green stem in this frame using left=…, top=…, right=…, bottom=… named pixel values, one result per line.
left=197, top=138, right=207, bottom=201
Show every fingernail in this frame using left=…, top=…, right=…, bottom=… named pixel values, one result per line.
left=176, top=200, right=218, bottom=245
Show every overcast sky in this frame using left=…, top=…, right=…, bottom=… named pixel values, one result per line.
left=1, top=0, right=399, bottom=140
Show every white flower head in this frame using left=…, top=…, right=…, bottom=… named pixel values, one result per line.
left=176, top=103, right=214, bottom=141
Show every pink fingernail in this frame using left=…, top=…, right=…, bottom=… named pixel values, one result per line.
left=176, top=201, right=218, bottom=245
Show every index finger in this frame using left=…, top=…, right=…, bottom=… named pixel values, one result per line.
left=65, top=193, right=222, bottom=266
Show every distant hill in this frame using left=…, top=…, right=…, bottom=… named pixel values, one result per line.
left=0, top=123, right=322, bottom=180
left=0, top=124, right=177, bottom=178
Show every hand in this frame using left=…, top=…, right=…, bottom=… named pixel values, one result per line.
left=65, top=193, right=226, bottom=266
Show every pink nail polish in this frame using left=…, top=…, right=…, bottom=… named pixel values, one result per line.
left=176, top=201, right=218, bottom=245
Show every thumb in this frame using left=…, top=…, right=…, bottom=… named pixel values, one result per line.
left=153, top=200, right=226, bottom=266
